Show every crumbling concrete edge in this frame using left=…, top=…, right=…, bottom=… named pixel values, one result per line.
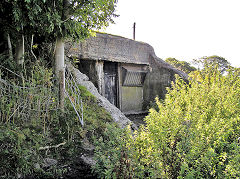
left=66, top=59, right=138, bottom=130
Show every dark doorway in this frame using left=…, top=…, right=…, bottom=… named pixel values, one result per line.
left=104, top=62, right=118, bottom=107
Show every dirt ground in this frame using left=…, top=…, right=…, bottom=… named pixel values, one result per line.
left=125, top=113, right=148, bottom=128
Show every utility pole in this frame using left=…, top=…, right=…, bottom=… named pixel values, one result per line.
left=133, top=22, right=136, bottom=40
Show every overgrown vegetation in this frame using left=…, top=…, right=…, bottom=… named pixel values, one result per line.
left=94, top=67, right=240, bottom=178
left=0, top=0, right=121, bottom=178
left=0, top=60, right=113, bottom=178
left=1, top=57, right=239, bottom=178
left=165, top=57, right=197, bottom=74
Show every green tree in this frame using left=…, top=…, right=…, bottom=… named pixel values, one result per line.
left=193, top=55, right=231, bottom=74
left=0, top=0, right=118, bottom=44
left=0, top=0, right=118, bottom=108
left=0, top=0, right=118, bottom=63
left=165, top=57, right=196, bottom=74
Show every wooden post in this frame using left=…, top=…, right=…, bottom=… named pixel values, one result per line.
left=133, top=22, right=136, bottom=40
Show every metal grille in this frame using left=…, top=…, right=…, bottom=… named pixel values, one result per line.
left=0, top=65, right=84, bottom=127
left=0, top=65, right=59, bottom=125
left=65, top=67, right=84, bottom=126
left=122, top=67, right=147, bottom=87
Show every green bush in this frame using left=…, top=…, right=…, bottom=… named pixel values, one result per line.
left=94, top=68, right=240, bottom=178
left=93, top=124, right=135, bottom=179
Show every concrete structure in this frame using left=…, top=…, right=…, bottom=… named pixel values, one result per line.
left=66, top=33, right=188, bottom=114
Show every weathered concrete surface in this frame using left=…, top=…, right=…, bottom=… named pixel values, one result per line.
left=150, top=54, right=188, bottom=80
left=67, top=33, right=150, bottom=65
left=66, top=60, right=137, bottom=130
left=66, top=32, right=188, bottom=79
left=66, top=32, right=189, bottom=114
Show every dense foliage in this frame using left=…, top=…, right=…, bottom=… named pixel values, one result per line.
left=193, top=55, right=231, bottom=74
left=94, top=68, right=240, bottom=178
left=0, top=0, right=119, bottom=177
left=0, top=0, right=118, bottom=40
left=0, top=0, right=118, bottom=69
left=0, top=62, right=113, bottom=178
left=165, top=57, right=197, bottom=74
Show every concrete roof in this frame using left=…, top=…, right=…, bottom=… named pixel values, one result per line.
left=66, top=32, right=188, bottom=79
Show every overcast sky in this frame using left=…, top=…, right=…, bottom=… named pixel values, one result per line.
left=102, top=0, right=240, bottom=67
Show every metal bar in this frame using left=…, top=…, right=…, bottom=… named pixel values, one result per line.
left=65, top=90, right=84, bottom=126
left=65, top=66, right=84, bottom=127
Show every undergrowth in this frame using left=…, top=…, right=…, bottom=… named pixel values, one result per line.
left=93, top=68, right=240, bottom=178
left=0, top=60, right=113, bottom=178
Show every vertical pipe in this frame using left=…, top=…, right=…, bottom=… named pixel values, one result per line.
left=59, top=69, right=65, bottom=110
left=133, top=22, right=136, bottom=40
left=55, top=38, right=65, bottom=111
left=16, top=35, right=25, bottom=65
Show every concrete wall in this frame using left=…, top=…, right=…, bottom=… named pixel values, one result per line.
left=67, top=33, right=151, bottom=65
left=77, top=56, right=176, bottom=114
left=78, top=59, right=104, bottom=95
left=143, top=56, right=175, bottom=110
left=78, top=60, right=98, bottom=88
left=67, top=32, right=188, bottom=80
left=68, top=32, right=188, bottom=114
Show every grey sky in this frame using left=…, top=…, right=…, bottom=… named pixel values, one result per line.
left=103, top=0, right=240, bottom=67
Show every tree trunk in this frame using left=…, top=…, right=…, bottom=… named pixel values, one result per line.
left=7, top=34, right=13, bottom=60
left=16, top=35, right=25, bottom=65
left=55, top=37, right=65, bottom=110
